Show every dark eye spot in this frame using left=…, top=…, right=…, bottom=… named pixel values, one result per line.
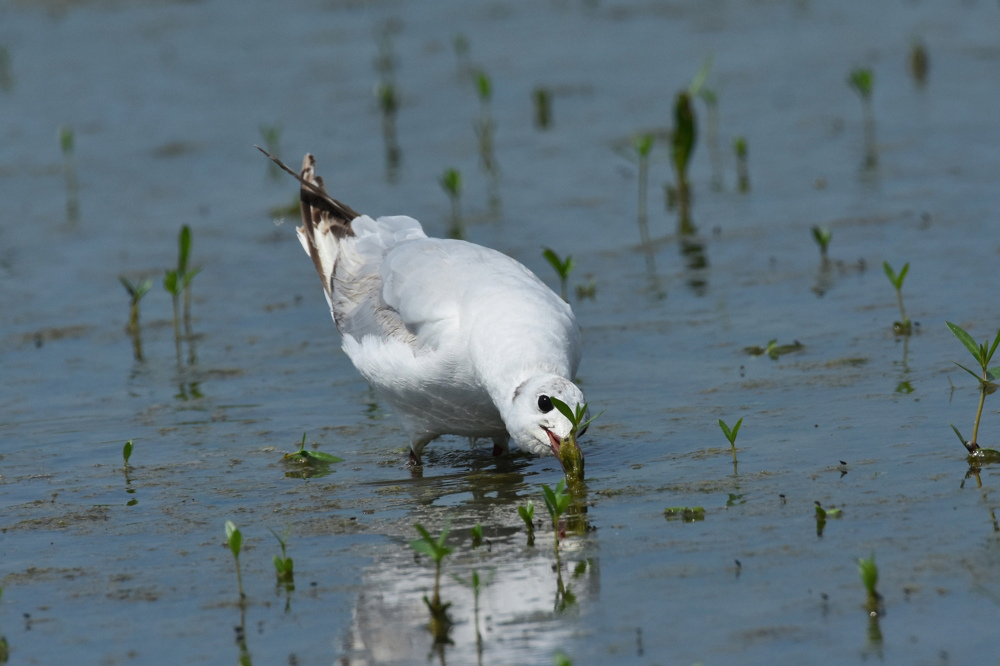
left=537, top=395, right=553, bottom=413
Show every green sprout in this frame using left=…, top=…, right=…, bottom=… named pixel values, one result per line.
left=632, top=133, right=655, bottom=251
left=282, top=433, right=344, bottom=479
left=259, top=123, right=283, bottom=179
left=689, top=56, right=722, bottom=190
left=812, top=225, right=832, bottom=258
left=718, top=417, right=742, bottom=469
left=475, top=70, right=491, bottom=103
left=745, top=339, right=804, bottom=360
left=375, top=82, right=401, bottom=179
left=59, top=124, right=79, bottom=222
left=119, top=276, right=152, bottom=360
left=848, top=67, right=877, bottom=167
left=451, top=569, right=493, bottom=653
left=554, top=651, right=573, bottom=666
left=518, top=500, right=535, bottom=546
left=225, top=520, right=245, bottom=602
left=410, top=523, right=453, bottom=642
left=882, top=261, right=911, bottom=335
left=533, top=87, right=552, bottom=129
left=440, top=168, right=463, bottom=238
left=814, top=501, right=842, bottom=537
left=177, top=225, right=200, bottom=340
left=269, top=527, right=294, bottom=587
left=452, top=33, right=471, bottom=76
left=470, top=523, right=483, bottom=549
left=543, top=248, right=574, bottom=302
left=733, top=136, right=749, bottom=193
left=909, top=40, right=929, bottom=88
left=946, top=322, right=1000, bottom=459
left=671, top=91, right=697, bottom=205
left=541, top=479, right=572, bottom=559
left=283, top=432, right=344, bottom=464
left=857, top=553, right=880, bottom=613
left=163, top=268, right=182, bottom=361
left=122, top=440, right=133, bottom=470
left=548, top=397, right=603, bottom=489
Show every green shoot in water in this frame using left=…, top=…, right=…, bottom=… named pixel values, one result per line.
left=472, top=69, right=500, bottom=212
left=543, top=248, right=574, bottom=302
left=909, top=39, right=929, bottom=88
left=225, top=521, right=245, bottom=602
left=283, top=432, right=345, bottom=464
left=533, top=87, right=552, bottom=129
left=541, top=479, right=572, bottom=559
left=410, top=523, right=453, bottom=642
left=451, top=569, right=494, bottom=654
left=745, top=339, right=804, bottom=360
left=848, top=67, right=877, bottom=167
left=518, top=500, right=535, bottom=546
left=857, top=553, right=880, bottom=613
left=812, top=226, right=831, bottom=258
left=671, top=91, right=696, bottom=208
left=718, top=417, right=742, bottom=469
left=632, top=133, right=655, bottom=251
left=814, top=501, right=842, bottom=537
left=733, top=136, right=749, bottom=192
left=177, top=225, right=200, bottom=344
left=548, top=397, right=603, bottom=489
left=946, top=322, right=1000, bottom=458
left=882, top=261, right=911, bottom=335
left=553, top=650, right=573, bottom=666
left=119, top=276, right=152, bottom=360
left=470, top=523, right=483, bottom=549
left=122, top=440, right=133, bottom=471
left=664, top=506, right=705, bottom=522
left=269, top=527, right=294, bottom=587
left=440, top=168, right=463, bottom=238
left=59, top=124, right=79, bottom=222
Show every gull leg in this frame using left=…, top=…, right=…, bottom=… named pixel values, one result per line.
left=491, top=435, right=510, bottom=457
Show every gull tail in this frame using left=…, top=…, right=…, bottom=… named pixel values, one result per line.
left=256, top=146, right=359, bottom=300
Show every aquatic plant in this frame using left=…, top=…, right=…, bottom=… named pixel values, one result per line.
left=269, top=527, right=294, bottom=587
left=554, top=651, right=573, bottom=666
left=59, top=125, right=79, bottom=222
left=543, top=248, right=574, bottom=302
left=439, top=168, right=464, bottom=238
left=177, top=225, right=200, bottom=340
left=946, top=322, right=1000, bottom=459
left=718, top=417, right=742, bottom=469
left=745, top=339, right=804, bottom=360
left=733, top=136, right=750, bottom=192
left=283, top=432, right=344, bottom=464
left=119, top=276, right=152, bottom=360
left=812, top=226, right=831, bottom=258
left=122, top=440, right=134, bottom=471
left=882, top=261, right=911, bottom=335
left=451, top=569, right=493, bottom=655
left=548, top=397, right=602, bottom=489
left=259, top=123, right=283, bottom=179
left=410, top=523, right=453, bottom=642
left=857, top=553, right=880, bottom=613
left=375, top=82, right=401, bottom=179
left=470, top=523, right=483, bottom=549
left=670, top=91, right=697, bottom=208
left=848, top=67, right=877, bottom=167
left=163, top=269, right=182, bottom=361
left=533, top=87, right=552, bottom=129
left=225, top=521, right=245, bottom=602
left=814, top=501, right=842, bottom=537
left=541, top=479, right=571, bottom=559
left=663, top=506, right=705, bottom=522
left=631, top=133, right=655, bottom=252
left=689, top=57, right=722, bottom=190
left=909, top=39, right=929, bottom=88
left=518, top=500, right=535, bottom=546
left=472, top=70, right=500, bottom=211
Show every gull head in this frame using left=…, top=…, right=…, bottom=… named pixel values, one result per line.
left=505, top=375, right=588, bottom=457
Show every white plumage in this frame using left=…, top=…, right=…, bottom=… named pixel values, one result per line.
left=262, top=149, right=587, bottom=465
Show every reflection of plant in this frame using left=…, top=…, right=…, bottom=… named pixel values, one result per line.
left=542, top=480, right=571, bottom=558
left=543, top=248, right=574, bottom=302
left=518, top=500, right=535, bottom=546
left=946, top=322, right=1000, bottom=458
left=451, top=569, right=493, bottom=652
left=882, top=262, right=911, bottom=335
left=410, top=523, right=453, bottom=642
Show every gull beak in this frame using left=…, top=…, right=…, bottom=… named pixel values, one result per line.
left=543, top=427, right=562, bottom=456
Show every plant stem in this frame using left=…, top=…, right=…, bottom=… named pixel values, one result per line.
left=171, top=293, right=182, bottom=365
left=972, top=384, right=987, bottom=447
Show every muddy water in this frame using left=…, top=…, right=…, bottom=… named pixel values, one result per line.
left=2, top=0, right=1000, bottom=664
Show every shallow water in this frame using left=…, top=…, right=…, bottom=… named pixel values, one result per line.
left=3, top=0, right=1000, bottom=664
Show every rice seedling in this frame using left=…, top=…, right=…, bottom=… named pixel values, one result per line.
left=812, top=225, right=831, bottom=259
left=533, top=87, right=552, bottom=129
left=543, top=248, right=574, bottom=302
left=59, top=125, right=79, bottom=222
left=440, top=168, right=464, bottom=238
left=882, top=261, right=911, bottom=335
left=548, top=397, right=602, bottom=490
left=119, top=276, right=152, bottom=360
left=848, top=67, right=877, bottom=167
left=470, top=523, right=483, bottom=549
left=908, top=39, right=929, bottom=88
left=517, top=500, right=535, bottom=546
left=733, top=136, right=750, bottom=192
left=259, top=123, right=283, bottom=180
left=670, top=91, right=697, bottom=211
left=542, top=479, right=572, bottom=559
left=410, top=523, right=453, bottom=642
left=122, top=439, right=133, bottom=471
left=857, top=553, right=880, bottom=613
left=946, top=322, right=1000, bottom=460
left=225, top=521, right=245, bottom=602
left=269, top=527, right=294, bottom=588
left=718, top=417, right=742, bottom=470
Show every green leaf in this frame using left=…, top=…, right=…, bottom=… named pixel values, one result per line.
left=305, top=450, right=344, bottom=463
left=950, top=423, right=966, bottom=446
left=688, top=55, right=712, bottom=97
left=632, top=133, right=654, bottom=158
left=475, top=71, right=492, bottom=100
left=225, top=521, right=242, bottom=558
left=988, top=329, right=1000, bottom=365
left=518, top=500, right=534, bottom=526
left=164, top=269, right=179, bottom=295
left=178, top=225, right=192, bottom=274
left=410, top=539, right=437, bottom=559
left=181, top=266, right=201, bottom=288
left=122, top=440, right=133, bottom=465
left=548, top=396, right=576, bottom=426
left=947, top=321, right=981, bottom=363
left=954, top=361, right=983, bottom=382
left=577, top=409, right=604, bottom=435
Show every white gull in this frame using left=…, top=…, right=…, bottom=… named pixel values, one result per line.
left=261, top=149, right=588, bottom=465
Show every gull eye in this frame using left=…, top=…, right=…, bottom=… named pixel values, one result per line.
left=537, top=395, right=553, bottom=413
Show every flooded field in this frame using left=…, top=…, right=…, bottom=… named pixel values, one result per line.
left=2, top=0, right=1000, bottom=664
